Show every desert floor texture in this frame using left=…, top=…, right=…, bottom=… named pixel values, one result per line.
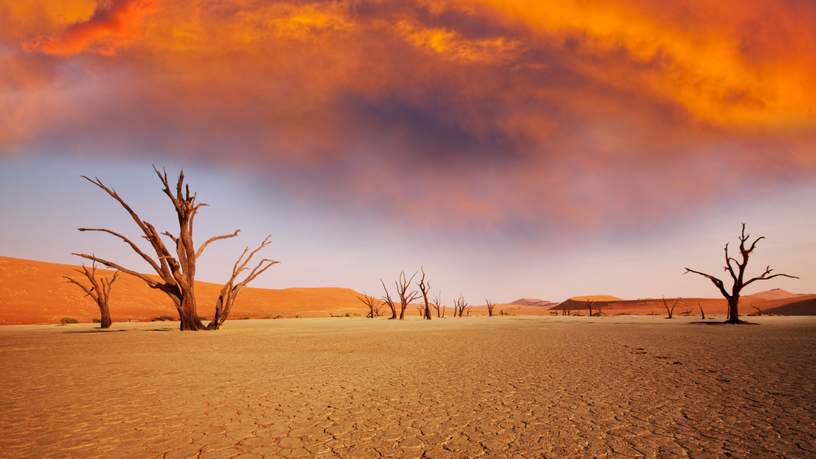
left=1, top=316, right=814, bottom=458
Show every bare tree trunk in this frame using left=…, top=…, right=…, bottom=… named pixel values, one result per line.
left=418, top=269, right=432, bottom=320
left=381, top=280, right=398, bottom=320
left=727, top=295, right=740, bottom=324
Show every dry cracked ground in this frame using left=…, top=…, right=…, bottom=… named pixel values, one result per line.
left=0, top=316, right=814, bottom=458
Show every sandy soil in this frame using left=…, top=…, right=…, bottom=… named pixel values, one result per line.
left=1, top=316, right=814, bottom=458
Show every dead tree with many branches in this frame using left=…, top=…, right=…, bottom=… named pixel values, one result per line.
left=74, top=167, right=276, bottom=330
left=63, top=261, right=118, bottom=328
left=685, top=223, right=798, bottom=324
left=417, top=268, right=432, bottom=320
left=395, top=271, right=420, bottom=320
left=358, top=294, right=383, bottom=318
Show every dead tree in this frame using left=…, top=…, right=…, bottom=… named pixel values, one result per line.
left=63, top=261, right=118, bottom=328
left=396, top=271, right=420, bottom=320
left=74, top=167, right=275, bottom=330
left=586, top=300, right=594, bottom=317
left=209, top=236, right=278, bottom=330
left=417, top=268, right=432, bottom=320
left=380, top=279, right=398, bottom=319
left=453, top=295, right=468, bottom=318
left=485, top=299, right=495, bottom=317
left=431, top=291, right=444, bottom=318
left=685, top=223, right=798, bottom=324
left=662, top=296, right=679, bottom=319
left=698, top=303, right=706, bottom=320
left=358, top=293, right=382, bottom=318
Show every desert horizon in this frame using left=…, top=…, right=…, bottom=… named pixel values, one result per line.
left=3, top=255, right=813, bottom=326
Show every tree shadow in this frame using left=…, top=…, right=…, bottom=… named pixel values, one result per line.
left=62, top=329, right=128, bottom=334
left=63, top=327, right=176, bottom=334
left=689, top=320, right=759, bottom=325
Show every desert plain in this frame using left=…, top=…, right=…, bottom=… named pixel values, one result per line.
left=1, top=315, right=814, bottom=458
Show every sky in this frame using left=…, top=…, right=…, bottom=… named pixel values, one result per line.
left=0, top=0, right=814, bottom=302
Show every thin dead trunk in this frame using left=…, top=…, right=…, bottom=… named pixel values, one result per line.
left=661, top=296, right=679, bottom=319
left=485, top=299, right=495, bottom=317
left=380, top=279, right=398, bottom=320
left=431, top=292, right=443, bottom=318
left=418, top=269, right=432, bottom=320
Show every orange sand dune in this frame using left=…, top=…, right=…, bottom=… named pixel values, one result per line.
left=552, top=290, right=816, bottom=317
left=0, top=256, right=365, bottom=324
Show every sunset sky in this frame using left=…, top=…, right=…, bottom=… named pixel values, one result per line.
left=1, top=0, right=813, bottom=301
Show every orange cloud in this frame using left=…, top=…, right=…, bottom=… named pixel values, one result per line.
left=1, top=0, right=814, bottom=232
left=22, top=0, right=157, bottom=56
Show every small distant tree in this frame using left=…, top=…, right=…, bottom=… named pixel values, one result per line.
left=586, top=300, right=594, bottom=317
left=453, top=295, right=468, bottom=318
left=395, top=271, right=420, bottom=320
left=380, top=279, right=398, bottom=320
left=431, top=291, right=444, bottom=318
left=485, top=299, right=495, bottom=317
left=358, top=293, right=382, bottom=318
left=661, top=296, right=679, bottom=319
left=698, top=303, right=706, bottom=320
left=63, top=261, right=118, bottom=328
left=417, top=268, right=432, bottom=320
left=685, top=223, right=799, bottom=324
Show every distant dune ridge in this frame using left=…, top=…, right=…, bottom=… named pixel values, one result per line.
left=0, top=256, right=363, bottom=325
left=551, top=290, right=816, bottom=317
left=509, top=298, right=557, bottom=307
left=0, top=256, right=813, bottom=324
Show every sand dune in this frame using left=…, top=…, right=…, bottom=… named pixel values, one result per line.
left=0, top=256, right=364, bottom=325
left=551, top=289, right=815, bottom=317
left=509, top=298, right=557, bottom=307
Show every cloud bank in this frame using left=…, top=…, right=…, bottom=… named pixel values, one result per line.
left=2, top=0, right=814, bottom=234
